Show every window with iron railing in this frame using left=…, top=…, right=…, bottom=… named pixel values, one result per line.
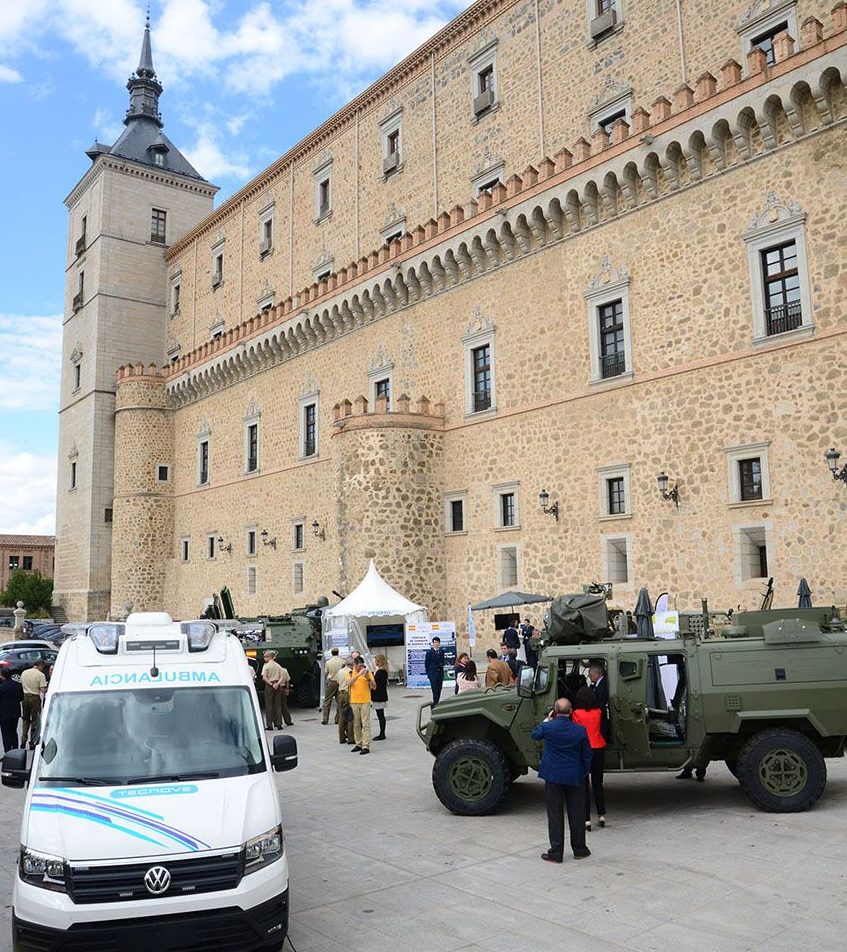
left=599, top=299, right=626, bottom=379
left=472, top=344, right=492, bottom=412
left=761, top=241, right=802, bottom=336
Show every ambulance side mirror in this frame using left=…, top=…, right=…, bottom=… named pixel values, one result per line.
left=1, top=748, right=30, bottom=788
left=271, top=733, right=298, bottom=772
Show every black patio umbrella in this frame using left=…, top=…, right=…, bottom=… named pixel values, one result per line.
left=470, top=591, right=552, bottom=611
left=797, top=577, right=813, bottom=609
left=634, top=587, right=655, bottom=639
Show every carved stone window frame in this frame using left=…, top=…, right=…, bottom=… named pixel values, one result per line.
left=471, top=162, right=505, bottom=197
left=743, top=194, right=813, bottom=346
left=244, top=403, right=261, bottom=476
left=585, top=259, right=634, bottom=389
left=597, top=463, right=632, bottom=520
left=299, top=386, right=320, bottom=460
left=724, top=441, right=772, bottom=506
left=444, top=491, right=468, bottom=535
left=463, top=314, right=497, bottom=418
left=468, top=39, right=500, bottom=123
left=588, top=91, right=633, bottom=135
left=169, top=268, right=182, bottom=317
left=211, top=238, right=225, bottom=289
left=258, top=200, right=275, bottom=259
left=737, top=0, right=798, bottom=71
left=585, top=0, right=625, bottom=47
left=314, top=158, right=333, bottom=224
left=379, top=107, right=404, bottom=179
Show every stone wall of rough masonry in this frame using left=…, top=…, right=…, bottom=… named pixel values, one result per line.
left=164, top=0, right=844, bottom=354
left=111, top=369, right=174, bottom=615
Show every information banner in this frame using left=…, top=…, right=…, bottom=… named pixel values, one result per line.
left=406, top=621, right=456, bottom=690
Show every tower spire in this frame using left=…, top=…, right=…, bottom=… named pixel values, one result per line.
left=125, top=9, right=162, bottom=127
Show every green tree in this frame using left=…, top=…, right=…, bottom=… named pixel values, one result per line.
left=3, top=569, right=54, bottom=616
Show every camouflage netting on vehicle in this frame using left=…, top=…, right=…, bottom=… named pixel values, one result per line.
left=545, top=594, right=610, bottom=644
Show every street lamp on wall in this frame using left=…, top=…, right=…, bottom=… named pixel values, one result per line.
left=825, top=448, right=847, bottom=485
left=538, top=489, right=559, bottom=522
left=216, top=536, right=233, bottom=554
left=260, top=528, right=277, bottom=549
left=657, top=472, right=680, bottom=508
left=311, top=519, right=326, bottom=541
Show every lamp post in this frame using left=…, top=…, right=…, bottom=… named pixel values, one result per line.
left=216, top=536, right=233, bottom=554
left=311, top=520, right=326, bottom=540
left=260, top=529, right=277, bottom=549
left=538, top=489, right=559, bottom=522
left=657, top=472, right=680, bottom=508
left=825, top=448, right=847, bottom=485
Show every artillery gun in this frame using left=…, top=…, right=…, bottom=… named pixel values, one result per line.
left=417, top=593, right=847, bottom=815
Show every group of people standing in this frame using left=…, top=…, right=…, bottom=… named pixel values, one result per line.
left=0, top=660, right=48, bottom=753
left=320, top=648, right=389, bottom=755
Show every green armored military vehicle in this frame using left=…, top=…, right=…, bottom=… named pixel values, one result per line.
left=203, top=588, right=326, bottom=707
left=417, top=594, right=847, bottom=815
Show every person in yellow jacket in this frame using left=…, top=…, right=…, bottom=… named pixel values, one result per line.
left=346, top=656, right=376, bottom=755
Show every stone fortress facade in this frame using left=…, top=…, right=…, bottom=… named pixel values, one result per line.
left=56, top=0, right=847, bottom=635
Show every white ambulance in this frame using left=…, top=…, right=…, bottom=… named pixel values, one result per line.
left=2, top=612, right=297, bottom=951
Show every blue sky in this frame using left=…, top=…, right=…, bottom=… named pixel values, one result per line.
left=0, top=0, right=465, bottom=535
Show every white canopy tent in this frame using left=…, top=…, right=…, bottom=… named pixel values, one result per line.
left=321, top=561, right=427, bottom=681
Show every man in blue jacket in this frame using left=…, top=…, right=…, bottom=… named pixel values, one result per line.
left=424, top=637, right=446, bottom=706
left=531, top=697, right=593, bottom=862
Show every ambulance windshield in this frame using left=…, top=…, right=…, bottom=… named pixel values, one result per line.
left=37, top=686, right=265, bottom=785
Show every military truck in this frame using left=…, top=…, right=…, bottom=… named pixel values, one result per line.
left=417, top=593, right=847, bottom=815
left=203, top=588, right=326, bottom=707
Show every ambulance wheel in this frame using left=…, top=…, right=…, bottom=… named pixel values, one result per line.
left=736, top=729, right=826, bottom=812
left=432, top=739, right=510, bottom=815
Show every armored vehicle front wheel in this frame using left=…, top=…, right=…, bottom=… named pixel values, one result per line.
left=432, top=739, right=511, bottom=816
left=736, top=729, right=826, bottom=812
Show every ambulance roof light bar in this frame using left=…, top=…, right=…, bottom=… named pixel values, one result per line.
left=180, top=621, right=216, bottom=652
left=87, top=624, right=125, bottom=654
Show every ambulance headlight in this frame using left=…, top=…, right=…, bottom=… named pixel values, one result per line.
left=87, top=624, right=123, bottom=654
left=243, top=825, right=283, bottom=873
left=19, top=848, right=67, bottom=892
left=180, top=622, right=216, bottom=652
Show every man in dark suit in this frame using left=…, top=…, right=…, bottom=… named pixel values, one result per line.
left=531, top=698, right=592, bottom=862
left=588, top=663, right=611, bottom=741
left=424, top=637, right=446, bottom=706
left=0, top=670, right=23, bottom=752
left=501, top=621, right=520, bottom=655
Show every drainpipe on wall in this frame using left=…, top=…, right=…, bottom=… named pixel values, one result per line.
left=675, top=0, right=687, bottom=85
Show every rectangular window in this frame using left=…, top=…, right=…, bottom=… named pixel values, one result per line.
left=104, top=508, right=113, bottom=524
left=472, top=344, right=492, bottom=413
left=22, top=556, right=33, bottom=571
left=181, top=538, right=190, bottom=562
left=247, top=566, right=257, bottom=596
left=500, top=492, right=516, bottom=528
left=387, top=129, right=400, bottom=156
left=151, top=208, right=167, bottom=244
left=70, top=460, right=77, bottom=490
left=478, top=64, right=494, bottom=95
left=499, top=546, right=518, bottom=588
left=198, top=440, right=209, bottom=485
left=303, top=403, right=317, bottom=458
left=761, top=241, right=802, bottom=336
left=607, top=477, right=626, bottom=515
left=597, top=0, right=613, bottom=12
left=599, top=300, right=626, bottom=379
left=738, top=526, right=769, bottom=580
left=477, top=178, right=501, bottom=195
left=172, top=281, right=181, bottom=315
left=751, top=21, right=788, bottom=66
left=8, top=556, right=19, bottom=571
left=73, top=363, right=81, bottom=391
left=157, top=465, right=169, bottom=482
left=73, top=271, right=84, bottom=311
left=598, top=109, right=626, bottom=138
left=293, top=562, right=304, bottom=594
left=247, top=528, right=257, bottom=556
left=318, top=179, right=330, bottom=217
left=450, top=499, right=464, bottom=533
left=76, top=216, right=87, bottom=255
left=246, top=423, right=258, bottom=473
left=739, top=458, right=763, bottom=501
left=605, top=537, right=629, bottom=584
left=260, top=217, right=273, bottom=256
left=207, top=535, right=216, bottom=560
left=213, top=252, right=224, bottom=288
left=293, top=523, right=304, bottom=551
left=374, top=378, right=390, bottom=405
left=315, top=270, right=331, bottom=283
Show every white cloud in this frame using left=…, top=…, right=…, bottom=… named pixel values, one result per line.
left=92, top=107, right=124, bottom=143
left=0, top=64, right=23, bottom=83
left=183, top=121, right=251, bottom=181
left=0, top=447, right=56, bottom=536
left=0, top=314, right=62, bottom=413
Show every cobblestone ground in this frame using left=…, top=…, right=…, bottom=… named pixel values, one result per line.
left=1, top=690, right=846, bottom=951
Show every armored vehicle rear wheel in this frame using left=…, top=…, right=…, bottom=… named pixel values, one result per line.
left=432, top=739, right=511, bottom=815
left=736, top=729, right=826, bottom=812
left=293, top=662, right=321, bottom=707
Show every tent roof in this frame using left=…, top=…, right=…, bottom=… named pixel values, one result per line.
left=324, top=560, right=425, bottom=618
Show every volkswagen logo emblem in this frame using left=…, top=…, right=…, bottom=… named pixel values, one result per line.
left=144, top=865, right=172, bottom=895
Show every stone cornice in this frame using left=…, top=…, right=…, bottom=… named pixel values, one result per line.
left=161, top=34, right=846, bottom=408
left=164, top=0, right=523, bottom=257
left=65, top=154, right=218, bottom=209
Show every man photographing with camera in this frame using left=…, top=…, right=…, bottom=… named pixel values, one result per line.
left=531, top=698, right=592, bottom=863
left=346, top=656, right=376, bottom=755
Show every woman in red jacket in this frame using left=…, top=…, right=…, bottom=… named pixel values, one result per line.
left=572, top=686, right=607, bottom=831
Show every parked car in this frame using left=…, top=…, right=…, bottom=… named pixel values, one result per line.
left=0, top=617, right=34, bottom=637
left=30, top=622, right=63, bottom=642
left=0, top=647, right=59, bottom=680
left=0, top=640, right=58, bottom=653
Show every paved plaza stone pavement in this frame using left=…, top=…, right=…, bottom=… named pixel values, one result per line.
left=1, top=690, right=846, bottom=951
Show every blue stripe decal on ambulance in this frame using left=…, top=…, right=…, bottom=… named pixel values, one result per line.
left=32, top=792, right=208, bottom=851
left=30, top=805, right=168, bottom=847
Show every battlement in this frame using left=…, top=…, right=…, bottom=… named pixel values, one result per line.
left=116, top=362, right=168, bottom=383
left=331, top=394, right=445, bottom=434
left=162, top=12, right=846, bottom=390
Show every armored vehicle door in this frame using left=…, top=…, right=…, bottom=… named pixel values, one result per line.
left=612, top=654, right=652, bottom=763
